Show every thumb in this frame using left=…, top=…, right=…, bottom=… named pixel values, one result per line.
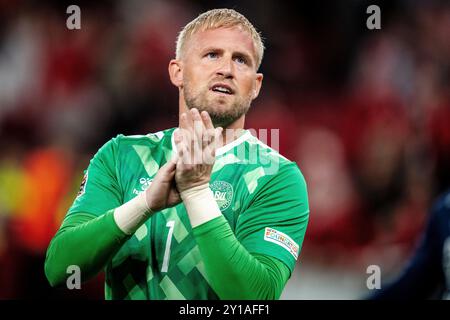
left=163, top=158, right=177, bottom=172
left=170, top=152, right=179, bottom=165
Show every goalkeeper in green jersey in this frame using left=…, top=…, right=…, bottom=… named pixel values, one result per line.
left=44, top=8, right=309, bottom=300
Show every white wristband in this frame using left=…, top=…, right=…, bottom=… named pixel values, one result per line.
left=180, top=183, right=222, bottom=228
left=113, top=190, right=153, bottom=235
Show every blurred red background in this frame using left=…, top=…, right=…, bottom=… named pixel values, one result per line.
left=0, top=0, right=449, bottom=299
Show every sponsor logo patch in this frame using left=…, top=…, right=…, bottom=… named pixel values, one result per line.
left=264, top=227, right=299, bottom=260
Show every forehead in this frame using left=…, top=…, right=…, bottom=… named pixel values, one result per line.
left=187, top=26, right=257, bottom=59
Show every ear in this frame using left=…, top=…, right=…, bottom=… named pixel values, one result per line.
left=252, top=73, right=264, bottom=99
left=168, top=59, right=183, bottom=88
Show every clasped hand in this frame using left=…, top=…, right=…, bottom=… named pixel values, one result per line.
left=145, top=108, right=223, bottom=212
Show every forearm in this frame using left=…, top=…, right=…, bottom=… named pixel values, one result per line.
left=193, top=215, right=290, bottom=300
left=44, top=210, right=129, bottom=287
left=45, top=190, right=154, bottom=287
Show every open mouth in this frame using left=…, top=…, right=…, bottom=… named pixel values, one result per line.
left=210, top=83, right=234, bottom=95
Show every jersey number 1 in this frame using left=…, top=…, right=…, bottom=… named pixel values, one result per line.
left=161, top=220, right=175, bottom=273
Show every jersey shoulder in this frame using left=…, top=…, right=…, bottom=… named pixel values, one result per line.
left=237, top=133, right=307, bottom=199
left=93, top=128, right=176, bottom=170
left=113, top=128, right=176, bottom=148
left=243, top=133, right=304, bottom=178
left=245, top=133, right=293, bottom=165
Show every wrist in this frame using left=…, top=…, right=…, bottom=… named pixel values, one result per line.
left=177, top=180, right=208, bottom=194
left=144, top=183, right=168, bottom=212
left=181, top=183, right=222, bottom=228
left=145, top=187, right=158, bottom=212
left=180, top=183, right=210, bottom=198
left=113, top=190, right=153, bottom=235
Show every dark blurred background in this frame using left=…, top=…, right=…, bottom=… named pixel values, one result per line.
left=0, top=0, right=449, bottom=299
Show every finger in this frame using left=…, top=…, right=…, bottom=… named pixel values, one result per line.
left=168, top=187, right=182, bottom=206
left=164, top=158, right=177, bottom=171
left=156, top=158, right=177, bottom=183
left=182, top=127, right=194, bottom=162
left=201, top=111, right=214, bottom=131
left=211, top=127, right=223, bottom=148
left=177, top=139, right=191, bottom=166
left=202, top=129, right=211, bottom=150
left=179, top=113, right=193, bottom=157
left=174, top=128, right=182, bottom=142
left=203, top=127, right=222, bottom=165
left=200, top=112, right=215, bottom=149
left=173, top=129, right=182, bottom=156
left=203, top=144, right=216, bottom=165
left=202, top=128, right=214, bottom=149
left=174, top=129, right=188, bottom=165
left=166, top=166, right=176, bottom=178
left=177, top=125, right=192, bottom=154
left=179, top=112, right=189, bottom=131
left=192, top=110, right=203, bottom=164
left=191, top=108, right=203, bottom=136
left=192, top=109, right=203, bottom=142
left=173, top=128, right=183, bottom=153
left=170, top=152, right=179, bottom=164
left=185, top=109, right=194, bottom=129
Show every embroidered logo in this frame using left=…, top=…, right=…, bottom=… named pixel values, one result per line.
left=210, top=181, right=234, bottom=211
left=264, top=227, right=299, bottom=260
left=133, top=177, right=152, bottom=195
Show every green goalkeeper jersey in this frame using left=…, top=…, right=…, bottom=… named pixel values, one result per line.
left=66, top=127, right=309, bottom=300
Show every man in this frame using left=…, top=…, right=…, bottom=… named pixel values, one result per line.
left=369, top=190, right=450, bottom=299
left=45, top=8, right=309, bottom=300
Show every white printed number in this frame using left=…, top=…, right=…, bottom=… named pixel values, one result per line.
left=161, top=220, right=175, bottom=273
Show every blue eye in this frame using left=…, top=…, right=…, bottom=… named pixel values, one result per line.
left=206, top=52, right=218, bottom=59
left=235, top=56, right=246, bottom=64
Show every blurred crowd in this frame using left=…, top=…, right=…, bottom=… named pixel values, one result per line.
left=0, top=0, right=449, bottom=299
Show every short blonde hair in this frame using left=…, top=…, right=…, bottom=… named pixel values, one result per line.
left=176, top=8, right=264, bottom=70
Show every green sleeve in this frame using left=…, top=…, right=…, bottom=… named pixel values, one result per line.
left=45, top=135, right=129, bottom=287
left=44, top=210, right=130, bottom=287
left=235, top=162, right=309, bottom=273
left=193, top=215, right=291, bottom=300
left=68, top=136, right=123, bottom=218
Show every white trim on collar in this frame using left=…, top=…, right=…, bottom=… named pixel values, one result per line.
left=171, top=128, right=252, bottom=157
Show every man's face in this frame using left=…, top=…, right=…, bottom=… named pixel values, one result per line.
left=180, top=26, right=263, bottom=128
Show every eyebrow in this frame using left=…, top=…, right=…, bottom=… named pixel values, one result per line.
left=201, top=47, right=255, bottom=67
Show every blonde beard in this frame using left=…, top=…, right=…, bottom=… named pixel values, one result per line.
left=184, top=87, right=252, bottom=128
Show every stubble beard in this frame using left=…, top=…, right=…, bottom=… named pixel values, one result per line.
left=183, top=83, right=253, bottom=128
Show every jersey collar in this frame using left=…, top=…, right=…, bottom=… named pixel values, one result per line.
left=171, top=128, right=252, bottom=157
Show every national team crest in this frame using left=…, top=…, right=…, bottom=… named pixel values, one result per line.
left=210, top=181, right=233, bottom=211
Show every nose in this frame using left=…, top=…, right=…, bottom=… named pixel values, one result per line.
left=216, top=56, right=234, bottom=79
